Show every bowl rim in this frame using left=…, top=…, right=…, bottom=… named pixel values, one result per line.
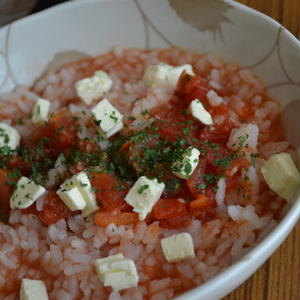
left=1, top=1, right=300, bottom=299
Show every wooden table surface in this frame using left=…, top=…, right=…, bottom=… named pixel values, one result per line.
left=224, top=1, right=300, bottom=300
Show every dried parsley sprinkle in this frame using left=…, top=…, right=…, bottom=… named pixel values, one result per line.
left=141, top=109, right=149, bottom=116
left=202, top=173, right=221, bottom=185
left=181, top=109, right=188, bottom=115
left=165, top=179, right=181, bottom=193
left=94, top=120, right=102, bottom=126
left=183, top=162, right=192, bottom=176
left=213, top=158, right=231, bottom=168
left=212, top=185, right=219, bottom=192
left=201, top=140, right=219, bottom=149
left=197, top=183, right=207, bottom=190
left=7, top=168, right=22, bottom=180
left=0, top=128, right=9, bottom=144
left=92, top=187, right=98, bottom=193
left=250, top=153, right=259, bottom=166
left=80, top=181, right=88, bottom=187
left=181, top=128, right=190, bottom=135
left=17, top=117, right=24, bottom=125
left=109, top=111, right=119, bottom=123
left=237, top=134, right=249, bottom=149
left=137, top=184, right=149, bottom=194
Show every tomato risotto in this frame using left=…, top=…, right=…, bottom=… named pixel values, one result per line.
left=0, top=48, right=299, bottom=300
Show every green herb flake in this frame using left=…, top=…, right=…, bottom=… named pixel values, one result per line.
left=213, top=158, right=231, bottom=169
left=250, top=153, right=260, bottom=166
left=92, top=187, right=98, bottom=193
left=141, top=109, right=149, bottom=116
left=17, top=117, right=24, bottom=125
left=202, top=173, right=221, bottom=185
left=94, top=120, right=102, bottom=126
left=137, top=184, right=149, bottom=194
left=238, top=134, right=249, bottom=150
left=80, top=181, right=88, bottom=188
left=197, top=183, right=207, bottom=190
left=109, top=111, right=119, bottom=123
left=184, top=162, right=192, bottom=177
left=181, top=128, right=191, bottom=135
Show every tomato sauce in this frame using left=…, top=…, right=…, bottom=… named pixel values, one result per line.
left=0, top=72, right=284, bottom=230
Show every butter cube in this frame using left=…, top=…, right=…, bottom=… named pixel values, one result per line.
left=189, top=99, right=213, bottom=126
left=161, top=232, right=195, bottom=263
left=75, top=70, right=113, bottom=105
left=56, top=172, right=98, bottom=215
left=125, top=176, right=165, bottom=220
left=73, top=172, right=99, bottom=217
left=56, top=186, right=86, bottom=211
left=92, top=98, right=123, bottom=138
left=0, top=122, right=20, bottom=150
left=94, top=253, right=139, bottom=291
left=261, top=153, right=300, bottom=202
left=10, top=177, right=46, bottom=209
left=143, top=63, right=170, bottom=87
left=32, top=98, right=50, bottom=124
left=20, top=278, right=48, bottom=300
left=143, top=62, right=194, bottom=88
left=172, top=146, right=200, bottom=179
left=167, top=64, right=194, bottom=87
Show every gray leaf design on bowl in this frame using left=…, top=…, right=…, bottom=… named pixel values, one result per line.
left=169, top=0, right=232, bottom=38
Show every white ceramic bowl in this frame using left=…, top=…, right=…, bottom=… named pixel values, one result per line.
left=0, top=1, right=299, bottom=299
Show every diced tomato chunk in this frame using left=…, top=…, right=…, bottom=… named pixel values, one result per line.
left=91, top=172, right=130, bottom=212
left=150, top=104, right=200, bottom=142
left=94, top=211, right=139, bottom=227
left=176, top=73, right=211, bottom=106
left=4, top=155, right=31, bottom=175
left=38, top=191, right=74, bottom=226
left=189, top=194, right=214, bottom=216
left=159, top=215, right=192, bottom=228
left=32, top=110, right=77, bottom=153
left=78, top=140, right=99, bottom=153
left=154, top=198, right=187, bottom=220
left=151, top=105, right=185, bottom=142
left=186, top=162, right=207, bottom=195
left=0, top=169, right=13, bottom=219
left=190, top=189, right=217, bottom=222
left=201, top=117, right=235, bottom=141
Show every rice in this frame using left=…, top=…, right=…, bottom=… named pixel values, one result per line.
left=0, top=48, right=292, bottom=300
